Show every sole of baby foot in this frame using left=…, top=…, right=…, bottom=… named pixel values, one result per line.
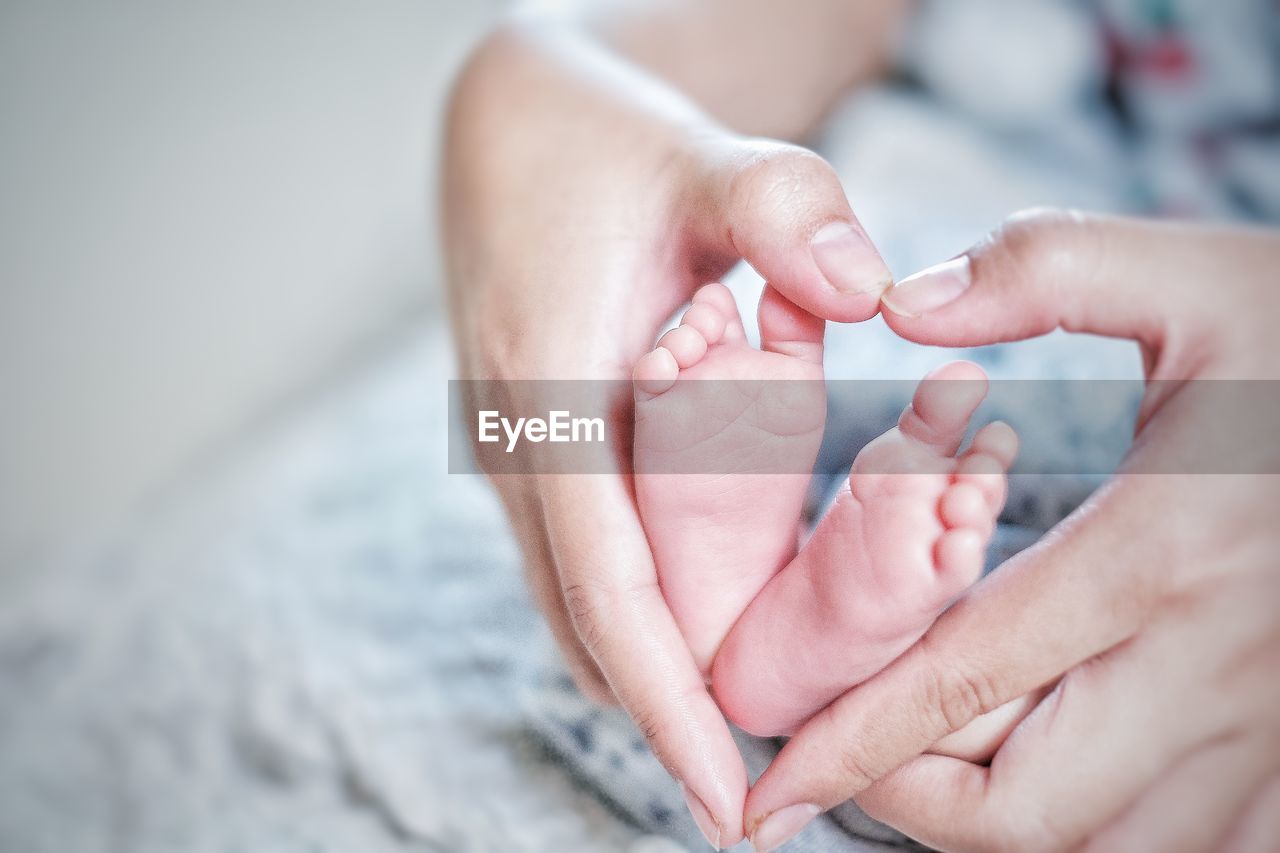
left=634, top=283, right=826, bottom=675
left=712, top=361, right=1017, bottom=736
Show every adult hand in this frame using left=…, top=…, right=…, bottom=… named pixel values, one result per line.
left=745, top=211, right=1280, bottom=852
left=444, top=15, right=896, bottom=845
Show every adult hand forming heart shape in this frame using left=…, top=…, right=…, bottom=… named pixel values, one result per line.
left=444, top=13, right=1280, bottom=850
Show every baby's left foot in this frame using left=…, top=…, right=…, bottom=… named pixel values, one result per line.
left=633, top=283, right=826, bottom=676
left=712, top=362, right=1017, bottom=736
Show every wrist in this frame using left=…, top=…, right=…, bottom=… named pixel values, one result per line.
left=444, top=25, right=734, bottom=375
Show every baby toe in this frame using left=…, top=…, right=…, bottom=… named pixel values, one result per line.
left=633, top=347, right=680, bottom=397
left=955, top=452, right=1008, bottom=515
left=657, top=324, right=708, bottom=369
left=934, top=527, right=985, bottom=590
left=940, top=481, right=994, bottom=538
left=680, top=302, right=726, bottom=346
left=971, top=421, right=1019, bottom=470
left=692, top=282, right=736, bottom=313
left=898, top=361, right=989, bottom=457
left=757, top=284, right=824, bottom=364
left=693, top=282, right=746, bottom=342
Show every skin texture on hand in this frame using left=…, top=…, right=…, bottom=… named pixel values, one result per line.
left=743, top=211, right=1280, bottom=852
left=442, top=6, right=906, bottom=845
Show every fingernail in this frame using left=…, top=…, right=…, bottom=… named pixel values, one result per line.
left=679, top=782, right=723, bottom=850
left=882, top=255, right=972, bottom=317
left=751, top=803, right=820, bottom=852
left=810, top=222, right=892, bottom=295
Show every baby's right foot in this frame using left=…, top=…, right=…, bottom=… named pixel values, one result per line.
left=633, top=283, right=826, bottom=675
left=712, top=362, right=1017, bottom=736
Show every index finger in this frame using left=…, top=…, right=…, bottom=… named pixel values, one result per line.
left=540, top=471, right=749, bottom=847
left=744, top=475, right=1168, bottom=844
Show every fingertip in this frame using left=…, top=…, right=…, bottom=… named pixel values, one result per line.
left=707, top=142, right=890, bottom=323
left=810, top=220, right=894, bottom=298
left=881, top=255, right=973, bottom=319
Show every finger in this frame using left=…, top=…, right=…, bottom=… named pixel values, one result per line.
left=851, top=631, right=1196, bottom=851
left=1087, top=737, right=1274, bottom=853
left=880, top=210, right=1206, bottom=350
left=854, top=755, right=989, bottom=851
left=492, top=475, right=613, bottom=703
left=540, top=473, right=748, bottom=847
left=856, top=564, right=1273, bottom=852
left=928, top=687, right=1047, bottom=764
left=696, top=139, right=891, bottom=323
left=1222, top=775, right=1280, bottom=853
left=744, top=475, right=1171, bottom=840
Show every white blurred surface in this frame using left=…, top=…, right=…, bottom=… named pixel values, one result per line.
left=0, top=1, right=499, bottom=567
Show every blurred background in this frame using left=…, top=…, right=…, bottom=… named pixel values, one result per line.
left=0, top=0, right=496, bottom=567
left=0, top=1, right=1275, bottom=851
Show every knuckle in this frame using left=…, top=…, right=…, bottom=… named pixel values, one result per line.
left=562, top=580, right=612, bottom=655
left=920, top=652, right=1007, bottom=734
left=726, top=143, right=838, bottom=223
left=562, top=574, right=659, bottom=658
left=817, top=705, right=880, bottom=790
left=992, top=208, right=1083, bottom=268
left=985, top=208, right=1103, bottom=313
left=835, top=741, right=879, bottom=792
left=627, top=701, right=664, bottom=749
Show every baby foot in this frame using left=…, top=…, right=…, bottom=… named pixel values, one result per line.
left=633, top=283, right=826, bottom=675
left=712, top=361, right=1017, bottom=736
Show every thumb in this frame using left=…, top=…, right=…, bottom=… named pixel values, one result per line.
left=743, top=475, right=1169, bottom=847
left=697, top=140, right=892, bottom=323
left=880, top=209, right=1191, bottom=351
